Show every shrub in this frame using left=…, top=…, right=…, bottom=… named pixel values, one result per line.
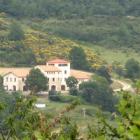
left=48, top=90, right=60, bottom=102
left=48, top=91, right=77, bottom=103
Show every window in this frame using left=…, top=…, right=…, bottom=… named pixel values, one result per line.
left=14, top=78, right=16, bottom=82
left=58, top=64, right=68, bottom=67
left=10, top=78, right=12, bottom=82
left=6, top=77, right=8, bottom=82
left=52, top=78, right=55, bottom=82
left=49, top=64, right=54, bottom=66
left=22, top=78, right=25, bottom=82
left=61, top=85, right=66, bottom=91
left=64, top=70, right=67, bottom=74
left=13, top=86, right=16, bottom=91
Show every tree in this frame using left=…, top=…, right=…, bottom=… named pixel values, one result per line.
left=88, top=92, right=140, bottom=140
left=66, top=76, right=78, bottom=89
left=79, top=75, right=117, bottom=112
left=26, top=68, right=48, bottom=93
left=66, top=76, right=79, bottom=96
left=134, top=80, right=140, bottom=94
left=69, top=47, right=90, bottom=71
left=8, top=22, right=25, bottom=41
left=0, top=76, right=3, bottom=90
left=125, top=59, right=140, bottom=80
left=96, top=66, right=112, bottom=83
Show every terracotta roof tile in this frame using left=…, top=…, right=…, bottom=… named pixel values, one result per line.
left=0, top=68, right=31, bottom=77
left=36, top=65, right=61, bottom=72
left=47, top=59, right=69, bottom=64
left=70, top=69, right=92, bottom=80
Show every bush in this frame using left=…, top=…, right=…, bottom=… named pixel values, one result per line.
left=48, top=91, right=77, bottom=103
left=48, top=90, right=60, bottom=102
left=125, top=58, right=140, bottom=80
left=58, top=95, right=77, bottom=103
left=69, top=88, right=79, bottom=96
left=8, top=22, right=25, bottom=41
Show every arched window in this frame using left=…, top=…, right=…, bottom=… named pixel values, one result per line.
left=13, top=86, right=16, bottom=91
left=51, top=85, right=56, bottom=91
left=61, top=85, right=66, bottom=91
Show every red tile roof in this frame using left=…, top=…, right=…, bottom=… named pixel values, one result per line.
left=70, top=69, right=92, bottom=80
left=36, top=65, right=61, bottom=72
left=0, top=68, right=31, bottom=77
left=47, top=59, right=69, bottom=64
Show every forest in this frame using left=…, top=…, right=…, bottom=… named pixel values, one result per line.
left=0, top=0, right=140, bottom=18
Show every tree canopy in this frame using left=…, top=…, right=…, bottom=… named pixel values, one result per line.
left=8, top=22, right=25, bottom=41
left=79, top=75, right=117, bottom=112
left=0, top=0, right=140, bottom=18
left=125, top=59, right=140, bottom=80
left=69, top=47, right=90, bottom=71
left=26, top=68, right=48, bottom=93
left=66, top=76, right=78, bottom=89
left=0, top=76, right=3, bottom=90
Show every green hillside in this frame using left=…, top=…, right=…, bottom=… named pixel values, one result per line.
left=0, top=0, right=140, bottom=66
left=0, top=13, right=104, bottom=68
left=1, top=0, right=140, bottom=50
left=1, top=0, right=140, bottom=18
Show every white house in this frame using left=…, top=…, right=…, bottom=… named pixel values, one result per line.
left=0, top=59, right=92, bottom=92
left=0, top=68, right=30, bottom=91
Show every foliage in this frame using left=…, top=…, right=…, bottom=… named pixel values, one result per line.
left=48, top=90, right=61, bottom=102
left=66, top=76, right=79, bottom=96
left=69, top=47, right=90, bottom=71
left=49, top=91, right=78, bottom=103
left=8, top=22, right=25, bottom=41
left=88, top=92, right=140, bottom=140
left=0, top=91, right=41, bottom=140
left=1, top=88, right=140, bottom=139
left=26, top=68, right=48, bottom=93
left=125, top=59, right=140, bottom=80
left=66, top=76, right=78, bottom=89
left=112, top=62, right=125, bottom=77
left=134, top=80, right=140, bottom=94
left=0, top=0, right=140, bottom=19
left=0, top=14, right=104, bottom=68
left=79, top=75, right=117, bottom=112
left=0, top=89, right=80, bottom=140
left=0, top=42, right=36, bottom=66
left=0, top=75, right=3, bottom=90
left=57, top=118, right=79, bottom=140
left=96, top=66, right=112, bottom=83
left=39, top=17, right=140, bottom=52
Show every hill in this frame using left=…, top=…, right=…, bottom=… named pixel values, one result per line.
left=1, top=0, right=140, bottom=66
left=1, top=1, right=140, bottom=52
left=0, top=13, right=104, bottom=68
left=1, top=0, right=140, bottom=18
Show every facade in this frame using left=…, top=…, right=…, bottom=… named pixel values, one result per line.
left=0, top=68, right=30, bottom=91
left=0, top=59, right=92, bottom=92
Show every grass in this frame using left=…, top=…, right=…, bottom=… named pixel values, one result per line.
left=79, top=41, right=140, bottom=65
left=36, top=95, right=110, bottom=138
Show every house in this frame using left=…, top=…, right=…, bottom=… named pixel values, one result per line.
left=0, top=59, right=92, bottom=92
left=0, top=68, right=30, bottom=91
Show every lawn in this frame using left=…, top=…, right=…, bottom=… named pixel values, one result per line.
left=36, top=95, right=110, bottom=138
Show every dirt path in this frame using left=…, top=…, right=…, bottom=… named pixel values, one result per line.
left=112, top=79, right=134, bottom=92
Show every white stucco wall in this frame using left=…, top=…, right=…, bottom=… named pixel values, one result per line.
left=3, top=73, right=25, bottom=91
